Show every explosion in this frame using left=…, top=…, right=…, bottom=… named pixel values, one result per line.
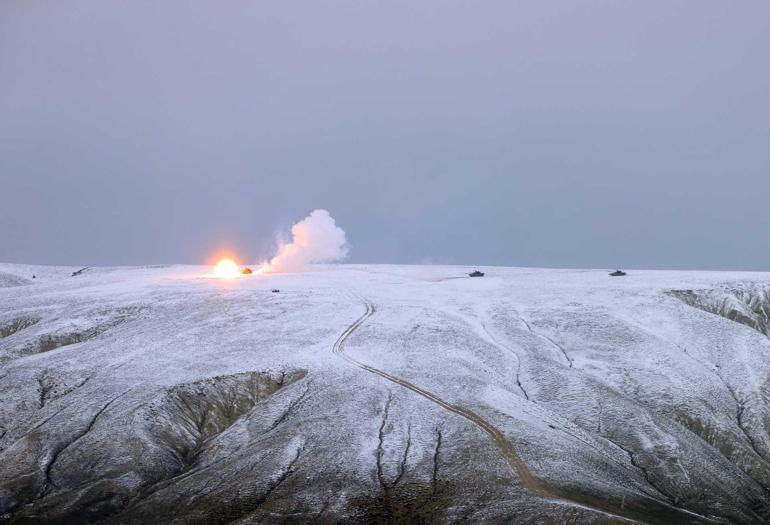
left=205, top=210, right=348, bottom=279
left=260, top=209, right=349, bottom=273
left=212, top=258, right=242, bottom=279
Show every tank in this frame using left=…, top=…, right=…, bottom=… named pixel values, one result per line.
left=469, top=270, right=485, bottom=277
left=609, top=270, right=627, bottom=277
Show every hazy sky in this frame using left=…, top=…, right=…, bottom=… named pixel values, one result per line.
left=1, top=1, right=769, bottom=269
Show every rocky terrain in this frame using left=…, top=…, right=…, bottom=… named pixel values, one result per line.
left=2, top=263, right=770, bottom=524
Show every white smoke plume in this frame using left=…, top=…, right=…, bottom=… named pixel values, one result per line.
left=260, top=209, right=349, bottom=273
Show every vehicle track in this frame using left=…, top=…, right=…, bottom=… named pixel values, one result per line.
left=333, top=295, right=720, bottom=525
left=333, top=297, right=545, bottom=493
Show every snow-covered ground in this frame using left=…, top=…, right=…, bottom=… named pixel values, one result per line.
left=2, top=263, right=770, bottom=524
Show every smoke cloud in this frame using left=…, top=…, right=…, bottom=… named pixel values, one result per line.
left=260, top=210, right=349, bottom=272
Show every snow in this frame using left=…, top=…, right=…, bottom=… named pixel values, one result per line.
left=1, top=262, right=770, bottom=523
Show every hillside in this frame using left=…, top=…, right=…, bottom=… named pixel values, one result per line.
left=2, top=263, right=770, bottom=524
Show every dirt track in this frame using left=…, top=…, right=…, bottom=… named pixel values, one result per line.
left=332, top=294, right=718, bottom=525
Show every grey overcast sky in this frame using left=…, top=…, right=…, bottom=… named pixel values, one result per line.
left=1, top=1, right=769, bottom=270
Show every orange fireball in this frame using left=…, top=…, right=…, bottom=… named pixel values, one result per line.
left=213, top=258, right=241, bottom=279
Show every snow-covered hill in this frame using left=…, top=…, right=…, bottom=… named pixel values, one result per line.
left=2, top=263, right=770, bottom=524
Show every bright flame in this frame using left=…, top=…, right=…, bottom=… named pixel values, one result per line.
left=213, top=258, right=241, bottom=279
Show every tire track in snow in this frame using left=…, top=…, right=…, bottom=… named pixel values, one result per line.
left=332, top=295, right=718, bottom=524
left=332, top=297, right=546, bottom=494
left=488, top=323, right=530, bottom=400
left=517, top=314, right=574, bottom=368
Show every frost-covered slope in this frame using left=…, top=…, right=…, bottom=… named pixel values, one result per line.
left=2, top=263, right=770, bottom=524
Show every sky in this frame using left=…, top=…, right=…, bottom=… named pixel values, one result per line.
left=1, top=1, right=769, bottom=270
